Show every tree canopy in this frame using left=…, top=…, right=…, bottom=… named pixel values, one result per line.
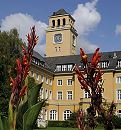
left=0, top=29, right=23, bottom=116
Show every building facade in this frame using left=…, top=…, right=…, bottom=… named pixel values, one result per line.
left=30, top=9, right=121, bottom=124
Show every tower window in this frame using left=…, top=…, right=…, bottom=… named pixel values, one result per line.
left=57, top=19, right=60, bottom=27
left=63, top=18, right=66, bottom=26
left=52, top=20, right=55, bottom=27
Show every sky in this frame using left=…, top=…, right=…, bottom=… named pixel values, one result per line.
left=0, top=0, right=121, bottom=55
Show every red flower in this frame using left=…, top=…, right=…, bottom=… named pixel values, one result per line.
left=80, top=48, right=88, bottom=65
left=19, top=85, right=27, bottom=97
left=16, top=59, right=22, bottom=73
left=91, top=48, right=101, bottom=67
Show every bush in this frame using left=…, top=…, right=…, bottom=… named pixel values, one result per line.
left=112, top=115, right=121, bottom=129
left=48, top=120, right=77, bottom=128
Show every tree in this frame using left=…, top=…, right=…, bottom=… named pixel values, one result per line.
left=0, top=29, right=22, bottom=117
left=74, top=48, right=116, bottom=130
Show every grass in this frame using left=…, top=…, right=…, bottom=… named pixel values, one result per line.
left=35, top=127, right=121, bottom=130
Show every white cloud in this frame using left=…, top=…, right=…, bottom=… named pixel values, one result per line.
left=115, top=25, right=121, bottom=35
left=72, top=0, right=101, bottom=53
left=0, top=13, right=47, bottom=55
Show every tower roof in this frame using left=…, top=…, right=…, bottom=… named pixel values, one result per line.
left=51, top=8, right=75, bottom=22
left=52, top=8, right=68, bottom=16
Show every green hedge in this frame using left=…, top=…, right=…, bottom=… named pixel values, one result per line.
left=48, top=120, right=77, bottom=128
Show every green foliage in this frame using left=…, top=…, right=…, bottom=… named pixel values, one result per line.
left=16, top=83, right=46, bottom=130
left=112, top=115, right=121, bottom=129
left=0, top=29, right=22, bottom=117
left=0, top=115, right=8, bottom=130
left=48, top=120, right=77, bottom=128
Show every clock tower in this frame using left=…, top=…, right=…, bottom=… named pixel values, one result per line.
left=45, top=9, right=78, bottom=57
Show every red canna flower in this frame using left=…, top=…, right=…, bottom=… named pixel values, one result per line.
left=80, top=48, right=88, bottom=65
left=23, top=55, right=28, bottom=66
left=16, top=59, right=22, bottom=73
left=91, top=48, right=101, bottom=67
left=19, top=85, right=27, bottom=97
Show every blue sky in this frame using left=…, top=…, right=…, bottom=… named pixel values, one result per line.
left=0, top=0, right=121, bottom=55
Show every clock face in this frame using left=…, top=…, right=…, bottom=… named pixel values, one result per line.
left=54, top=33, right=62, bottom=43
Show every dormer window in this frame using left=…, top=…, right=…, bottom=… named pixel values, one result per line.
left=100, top=61, right=109, bottom=68
left=55, top=64, right=73, bottom=72
left=117, top=60, right=121, bottom=68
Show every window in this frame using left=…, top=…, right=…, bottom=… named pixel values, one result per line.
left=117, top=110, right=121, bottom=118
left=56, top=65, right=61, bottom=71
left=31, top=71, right=34, bottom=77
left=117, top=60, right=121, bottom=67
left=67, top=79, right=72, bottom=85
left=39, top=88, right=44, bottom=99
left=52, top=20, right=55, bottom=27
left=62, top=65, right=67, bottom=71
left=101, top=61, right=108, bottom=68
left=67, top=64, right=73, bottom=71
left=50, top=79, right=52, bottom=85
left=50, top=110, right=57, bottom=120
left=36, top=73, right=39, bottom=81
left=116, top=77, right=121, bottom=84
left=57, top=79, right=62, bottom=86
left=67, top=91, right=73, bottom=100
left=41, top=75, right=44, bottom=82
left=46, top=77, right=48, bottom=84
left=49, top=91, right=52, bottom=99
left=84, top=91, right=90, bottom=98
left=117, top=89, right=121, bottom=100
left=63, top=110, right=72, bottom=120
left=57, top=91, right=63, bottom=100
left=63, top=18, right=66, bottom=26
left=45, top=89, right=48, bottom=99
left=72, top=35, right=76, bottom=47
left=57, top=19, right=60, bottom=27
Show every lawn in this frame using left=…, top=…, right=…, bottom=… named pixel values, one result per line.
left=35, top=127, right=121, bottom=130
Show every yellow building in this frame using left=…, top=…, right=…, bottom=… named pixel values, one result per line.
left=30, top=9, right=121, bottom=124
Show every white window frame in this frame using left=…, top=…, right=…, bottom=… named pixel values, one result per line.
left=49, top=110, right=57, bottom=120
left=56, top=65, right=61, bottom=71
left=117, top=110, right=121, bottom=118
left=84, top=91, right=90, bottom=98
left=63, top=110, right=72, bottom=120
left=67, top=64, right=73, bottom=71
left=41, top=75, right=44, bottom=82
left=50, top=79, right=52, bottom=85
left=117, top=61, right=121, bottom=68
left=57, top=79, right=63, bottom=86
left=36, top=73, right=39, bottom=81
left=39, top=88, right=44, bottom=99
left=57, top=91, right=63, bottom=100
left=116, top=76, right=121, bottom=84
left=67, top=79, right=72, bottom=86
left=46, top=77, right=48, bottom=84
left=62, top=65, right=67, bottom=71
left=67, top=91, right=73, bottom=100
left=116, top=89, right=121, bottom=100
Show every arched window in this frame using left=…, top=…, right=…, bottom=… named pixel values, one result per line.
left=52, top=20, right=55, bottom=27
left=63, top=110, right=72, bottom=120
left=117, top=110, right=121, bottom=118
left=63, top=18, right=66, bottom=26
left=50, top=110, right=57, bottom=120
left=57, top=19, right=60, bottom=27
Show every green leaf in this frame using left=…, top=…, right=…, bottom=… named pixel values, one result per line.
left=28, top=83, right=44, bottom=108
left=23, top=100, right=46, bottom=130
left=16, top=101, right=28, bottom=130
left=0, top=114, right=8, bottom=130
